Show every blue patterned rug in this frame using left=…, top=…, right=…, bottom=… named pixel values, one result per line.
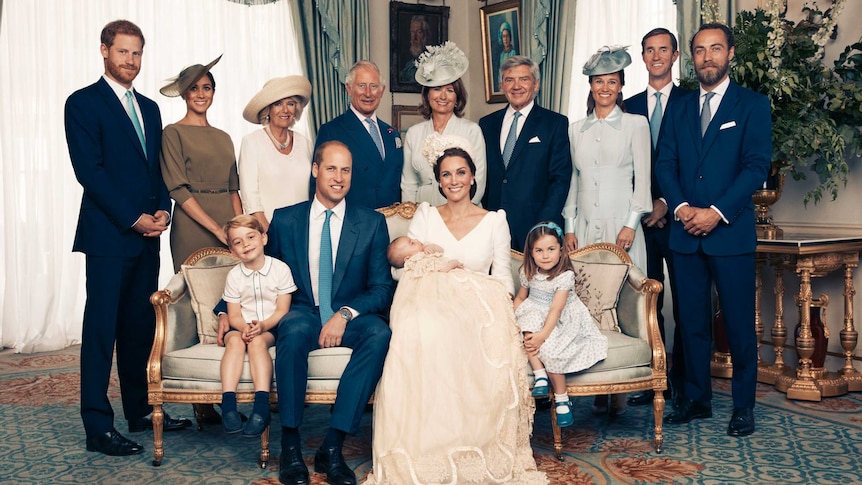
left=2, top=346, right=861, bottom=484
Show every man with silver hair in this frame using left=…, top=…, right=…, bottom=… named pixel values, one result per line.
left=480, top=55, right=572, bottom=250
left=314, top=60, right=403, bottom=209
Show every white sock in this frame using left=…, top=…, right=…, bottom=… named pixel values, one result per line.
left=555, top=393, right=570, bottom=413
left=533, top=368, right=548, bottom=382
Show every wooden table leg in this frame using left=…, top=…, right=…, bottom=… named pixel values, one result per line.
left=839, top=257, right=862, bottom=391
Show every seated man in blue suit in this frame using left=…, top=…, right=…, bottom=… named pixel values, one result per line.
left=314, top=61, right=403, bottom=210
left=269, top=141, right=394, bottom=485
left=479, top=55, right=572, bottom=250
left=656, top=23, right=771, bottom=437
left=625, top=27, right=690, bottom=407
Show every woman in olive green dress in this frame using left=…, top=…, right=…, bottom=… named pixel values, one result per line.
left=160, top=55, right=242, bottom=271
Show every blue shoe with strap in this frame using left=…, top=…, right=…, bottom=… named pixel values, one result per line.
left=555, top=399, right=574, bottom=427
left=531, top=377, right=550, bottom=397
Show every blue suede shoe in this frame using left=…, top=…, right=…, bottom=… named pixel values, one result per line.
left=555, top=399, right=574, bottom=427
left=531, top=377, right=550, bottom=398
left=242, top=411, right=271, bottom=438
left=222, top=410, right=242, bottom=434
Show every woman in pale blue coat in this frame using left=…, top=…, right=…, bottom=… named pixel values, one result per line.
left=401, top=42, right=486, bottom=206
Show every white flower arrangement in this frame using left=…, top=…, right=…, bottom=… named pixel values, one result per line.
left=421, top=132, right=476, bottom=168
left=809, top=0, right=845, bottom=62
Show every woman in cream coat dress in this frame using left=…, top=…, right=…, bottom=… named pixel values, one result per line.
left=401, top=42, right=486, bottom=206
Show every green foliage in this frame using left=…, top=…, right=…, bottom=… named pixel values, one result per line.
left=690, top=5, right=862, bottom=205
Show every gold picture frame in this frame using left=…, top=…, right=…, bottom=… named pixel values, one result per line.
left=392, top=104, right=425, bottom=138
left=480, top=0, right=521, bottom=103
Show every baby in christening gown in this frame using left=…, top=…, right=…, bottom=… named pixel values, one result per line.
left=365, top=237, right=546, bottom=485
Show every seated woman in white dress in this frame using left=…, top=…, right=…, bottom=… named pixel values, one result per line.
left=365, top=134, right=546, bottom=485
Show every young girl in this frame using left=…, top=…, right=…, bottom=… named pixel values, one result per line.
left=221, top=215, right=296, bottom=436
left=513, top=222, right=609, bottom=427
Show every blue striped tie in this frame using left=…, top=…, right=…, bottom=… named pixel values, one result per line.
left=650, top=92, right=663, bottom=148
left=125, top=90, right=146, bottom=151
left=502, top=111, right=521, bottom=168
left=318, top=210, right=334, bottom=324
left=365, top=118, right=385, bottom=159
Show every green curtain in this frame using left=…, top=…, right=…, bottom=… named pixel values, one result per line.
left=676, top=0, right=701, bottom=80
left=292, top=0, right=370, bottom=134
left=522, top=0, right=576, bottom=113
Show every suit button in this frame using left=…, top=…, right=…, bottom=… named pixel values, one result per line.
left=698, top=175, right=704, bottom=180
left=503, top=179, right=508, bottom=184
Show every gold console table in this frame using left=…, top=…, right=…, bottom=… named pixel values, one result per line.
left=755, top=232, right=862, bottom=401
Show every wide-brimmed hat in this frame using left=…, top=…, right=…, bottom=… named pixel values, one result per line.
left=582, top=45, right=631, bottom=76
left=242, top=75, right=312, bottom=124
left=160, top=55, right=222, bottom=97
left=414, top=41, right=469, bottom=88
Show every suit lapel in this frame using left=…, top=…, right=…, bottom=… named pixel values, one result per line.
left=292, top=206, right=313, bottom=298
left=98, top=79, right=147, bottom=160
left=508, top=106, right=540, bottom=170
left=332, top=206, right=359, bottom=294
left=701, top=83, right=740, bottom=155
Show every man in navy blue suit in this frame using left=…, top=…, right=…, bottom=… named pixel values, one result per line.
left=625, top=28, right=690, bottom=407
left=314, top=61, right=403, bottom=210
left=65, top=20, right=190, bottom=457
left=268, top=141, right=394, bottom=485
left=656, top=23, right=771, bottom=437
left=480, top=56, right=572, bottom=250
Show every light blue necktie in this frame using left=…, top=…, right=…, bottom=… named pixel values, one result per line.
left=125, top=90, right=146, bottom=151
left=502, top=111, right=521, bottom=168
left=365, top=118, right=385, bottom=159
left=650, top=92, right=663, bottom=148
left=318, top=210, right=334, bottom=324
left=701, top=91, right=716, bottom=138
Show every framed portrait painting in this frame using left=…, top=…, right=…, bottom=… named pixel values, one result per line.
left=389, top=2, right=450, bottom=93
left=480, top=0, right=521, bottom=103
left=392, top=104, right=424, bottom=138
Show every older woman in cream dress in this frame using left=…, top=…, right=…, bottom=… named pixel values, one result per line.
left=239, top=76, right=313, bottom=232
left=401, top=42, right=486, bottom=206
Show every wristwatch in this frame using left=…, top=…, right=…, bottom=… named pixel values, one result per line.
left=338, top=307, right=353, bottom=322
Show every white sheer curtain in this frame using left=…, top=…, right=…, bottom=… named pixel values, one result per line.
left=567, top=0, right=678, bottom=120
left=0, top=0, right=307, bottom=352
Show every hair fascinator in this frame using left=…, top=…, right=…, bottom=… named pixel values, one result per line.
left=582, top=45, right=632, bottom=76
left=160, top=55, right=222, bottom=97
left=422, top=132, right=476, bottom=167
left=414, top=41, right=469, bottom=87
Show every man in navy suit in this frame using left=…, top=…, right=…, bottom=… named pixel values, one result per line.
left=314, top=61, right=403, bottom=210
left=268, top=141, right=394, bottom=485
left=625, top=28, right=690, bottom=407
left=656, top=23, right=771, bottom=437
left=65, top=20, right=189, bottom=457
left=479, top=56, right=572, bottom=250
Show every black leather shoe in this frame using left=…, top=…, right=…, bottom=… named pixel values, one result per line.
left=664, top=399, right=712, bottom=424
left=279, top=445, right=309, bottom=485
left=627, top=390, right=655, bottom=406
left=128, top=413, right=193, bottom=433
left=314, top=446, right=357, bottom=485
left=727, top=407, right=755, bottom=437
left=86, top=429, right=144, bottom=456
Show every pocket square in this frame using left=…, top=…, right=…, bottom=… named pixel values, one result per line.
left=528, top=136, right=541, bottom=144
left=719, top=121, right=737, bottom=130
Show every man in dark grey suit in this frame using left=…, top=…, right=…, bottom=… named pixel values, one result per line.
left=625, top=27, right=690, bottom=407
left=65, top=19, right=189, bottom=457
left=268, top=141, right=394, bottom=485
left=480, top=56, right=572, bottom=250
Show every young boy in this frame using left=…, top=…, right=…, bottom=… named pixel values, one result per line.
left=221, top=215, right=296, bottom=436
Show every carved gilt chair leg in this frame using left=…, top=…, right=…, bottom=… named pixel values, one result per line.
left=152, top=404, right=164, bottom=466
left=652, top=391, right=664, bottom=454
left=550, top=399, right=563, bottom=460
left=259, top=424, right=271, bottom=468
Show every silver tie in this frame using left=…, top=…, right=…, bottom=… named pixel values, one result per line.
left=502, top=111, right=521, bottom=168
left=701, top=92, right=716, bottom=137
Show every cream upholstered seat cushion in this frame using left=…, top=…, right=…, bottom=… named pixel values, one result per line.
left=181, top=261, right=238, bottom=344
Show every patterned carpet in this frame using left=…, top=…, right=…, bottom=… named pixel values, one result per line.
left=2, top=346, right=862, bottom=484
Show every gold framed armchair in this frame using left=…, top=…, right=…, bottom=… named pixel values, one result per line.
left=512, top=242, right=667, bottom=457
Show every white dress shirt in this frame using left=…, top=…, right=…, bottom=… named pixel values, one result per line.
left=498, top=100, right=535, bottom=153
